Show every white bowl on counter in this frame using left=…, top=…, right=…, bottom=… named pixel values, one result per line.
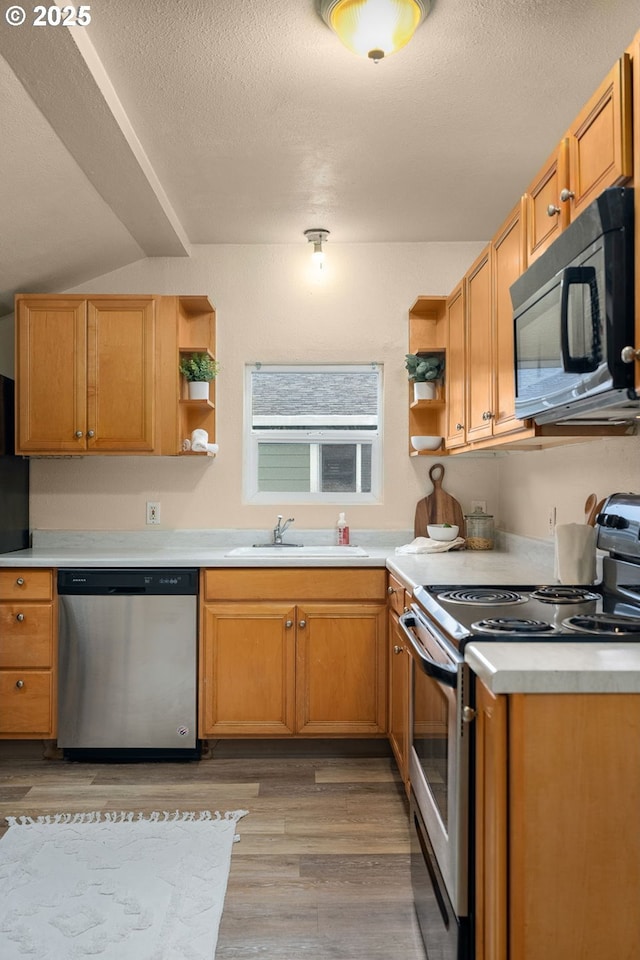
left=427, top=524, right=459, bottom=541
left=411, top=435, right=443, bottom=451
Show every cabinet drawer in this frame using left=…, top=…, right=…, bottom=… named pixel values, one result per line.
left=0, top=671, right=53, bottom=736
left=0, top=569, right=53, bottom=601
left=387, top=574, right=407, bottom=616
left=0, top=604, right=53, bottom=667
left=204, top=568, right=386, bottom=602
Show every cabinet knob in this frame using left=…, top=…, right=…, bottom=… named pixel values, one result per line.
left=87, top=430, right=95, bottom=438
left=456, top=422, right=463, bottom=431
left=393, top=645, right=403, bottom=655
left=75, top=430, right=84, bottom=438
left=15, top=680, right=24, bottom=689
left=285, top=619, right=293, bottom=628
left=16, top=613, right=25, bottom=622
left=621, top=345, right=640, bottom=364
left=560, top=188, right=575, bottom=203
left=547, top=203, right=561, bottom=217
left=387, top=586, right=395, bottom=595
left=482, top=411, right=494, bottom=421
left=463, top=705, right=476, bottom=723
left=16, top=577, right=24, bottom=586
left=298, top=619, right=307, bottom=629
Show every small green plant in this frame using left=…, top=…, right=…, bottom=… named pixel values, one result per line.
left=404, top=353, right=444, bottom=383
left=179, top=353, right=219, bottom=382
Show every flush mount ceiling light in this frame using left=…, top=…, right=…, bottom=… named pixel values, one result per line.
left=318, top=0, right=430, bottom=63
left=304, top=228, right=330, bottom=268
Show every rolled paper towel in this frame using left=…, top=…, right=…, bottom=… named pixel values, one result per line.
left=554, top=523, right=597, bottom=584
left=191, top=429, right=209, bottom=452
left=205, top=443, right=219, bottom=455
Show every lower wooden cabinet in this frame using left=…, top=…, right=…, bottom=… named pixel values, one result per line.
left=475, top=680, right=640, bottom=960
left=0, top=569, right=56, bottom=738
left=388, top=611, right=410, bottom=794
left=199, top=568, right=387, bottom=737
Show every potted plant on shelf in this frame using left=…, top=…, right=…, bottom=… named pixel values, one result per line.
left=405, top=353, right=444, bottom=401
left=179, top=353, right=219, bottom=400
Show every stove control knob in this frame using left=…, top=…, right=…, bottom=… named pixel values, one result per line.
left=462, top=706, right=476, bottom=723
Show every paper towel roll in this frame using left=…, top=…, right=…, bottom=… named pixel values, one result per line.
left=554, top=523, right=597, bottom=584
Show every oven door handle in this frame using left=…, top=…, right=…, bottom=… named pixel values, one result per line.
left=399, top=613, right=459, bottom=689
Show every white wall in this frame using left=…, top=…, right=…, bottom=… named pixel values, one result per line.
left=5, top=241, right=638, bottom=538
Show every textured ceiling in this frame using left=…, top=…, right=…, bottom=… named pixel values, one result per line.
left=0, top=0, right=639, bottom=313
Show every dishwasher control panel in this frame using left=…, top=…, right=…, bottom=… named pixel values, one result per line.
left=57, top=568, right=199, bottom=595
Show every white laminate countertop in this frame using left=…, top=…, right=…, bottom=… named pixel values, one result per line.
left=466, top=641, right=640, bottom=694
left=0, top=528, right=558, bottom=586
left=4, top=528, right=635, bottom=692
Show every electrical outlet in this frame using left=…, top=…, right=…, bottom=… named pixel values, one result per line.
left=548, top=506, right=556, bottom=536
left=146, top=501, right=161, bottom=525
left=471, top=499, right=487, bottom=514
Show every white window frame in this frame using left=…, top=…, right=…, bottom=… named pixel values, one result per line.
left=243, top=363, right=383, bottom=504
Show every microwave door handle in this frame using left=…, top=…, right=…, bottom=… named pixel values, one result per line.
left=398, top=613, right=458, bottom=689
left=560, top=265, right=601, bottom=373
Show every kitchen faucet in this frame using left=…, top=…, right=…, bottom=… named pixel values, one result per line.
left=273, top=515, right=294, bottom=544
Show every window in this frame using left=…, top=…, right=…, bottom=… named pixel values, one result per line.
left=244, top=363, right=382, bottom=503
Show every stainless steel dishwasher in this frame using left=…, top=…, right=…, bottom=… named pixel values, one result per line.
left=57, top=568, right=199, bottom=760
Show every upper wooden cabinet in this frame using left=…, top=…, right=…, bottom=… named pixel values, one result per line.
left=525, top=53, right=632, bottom=263
left=465, top=246, right=493, bottom=444
left=445, top=283, right=466, bottom=449
left=17, top=295, right=156, bottom=454
left=15, top=293, right=216, bottom=457
left=490, top=200, right=529, bottom=438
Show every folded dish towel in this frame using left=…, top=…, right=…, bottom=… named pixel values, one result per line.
left=395, top=536, right=466, bottom=555
left=554, top=523, right=597, bottom=584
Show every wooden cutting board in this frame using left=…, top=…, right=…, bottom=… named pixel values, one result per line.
left=414, top=463, right=465, bottom=538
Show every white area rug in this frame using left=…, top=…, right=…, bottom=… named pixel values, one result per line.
left=0, top=810, right=248, bottom=959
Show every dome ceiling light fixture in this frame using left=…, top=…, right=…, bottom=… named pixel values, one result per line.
left=304, top=228, right=330, bottom=269
left=317, top=0, right=431, bottom=63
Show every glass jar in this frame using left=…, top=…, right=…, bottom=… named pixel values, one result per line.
left=464, top=509, right=495, bottom=550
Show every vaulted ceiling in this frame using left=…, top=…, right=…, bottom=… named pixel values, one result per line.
left=0, top=0, right=638, bottom=314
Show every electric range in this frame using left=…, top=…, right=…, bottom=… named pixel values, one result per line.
left=412, top=492, right=640, bottom=651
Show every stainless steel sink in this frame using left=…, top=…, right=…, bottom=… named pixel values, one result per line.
left=225, top=545, right=369, bottom=557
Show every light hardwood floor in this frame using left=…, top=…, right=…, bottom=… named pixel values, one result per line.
left=0, top=740, right=427, bottom=960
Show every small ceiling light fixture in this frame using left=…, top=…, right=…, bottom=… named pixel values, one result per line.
left=318, top=0, right=430, bottom=63
left=304, top=228, right=330, bottom=269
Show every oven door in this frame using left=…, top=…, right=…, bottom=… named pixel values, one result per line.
left=399, top=608, right=471, bottom=918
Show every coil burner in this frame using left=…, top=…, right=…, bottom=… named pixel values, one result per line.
left=529, top=586, right=600, bottom=604
left=437, top=589, right=527, bottom=606
left=561, top=613, right=640, bottom=637
left=471, top=618, right=557, bottom=636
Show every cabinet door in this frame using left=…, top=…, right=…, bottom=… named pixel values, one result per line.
left=296, top=602, right=386, bottom=735
left=523, top=139, right=569, bottom=264
left=87, top=299, right=156, bottom=452
left=491, top=200, right=528, bottom=437
left=388, top=612, right=410, bottom=794
left=445, top=282, right=466, bottom=448
left=566, top=53, right=632, bottom=222
left=200, top=602, right=296, bottom=736
left=16, top=298, right=87, bottom=453
left=475, top=681, right=508, bottom=960
left=465, top=247, right=493, bottom=443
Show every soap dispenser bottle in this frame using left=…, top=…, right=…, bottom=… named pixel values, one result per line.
left=336, top=512, right=350, bottom=546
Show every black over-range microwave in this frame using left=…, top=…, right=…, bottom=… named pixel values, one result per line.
left=510, top=186, right=638, bottom=424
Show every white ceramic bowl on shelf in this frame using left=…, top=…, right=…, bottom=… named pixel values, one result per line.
left=410, top=435, right=443, bottom=452
left=427, top=524, right=459, bottom=541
